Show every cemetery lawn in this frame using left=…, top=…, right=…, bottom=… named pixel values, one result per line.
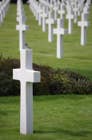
left=0, top=4, right=92, bottom=80
left=0, top=95, right=92, bottom=140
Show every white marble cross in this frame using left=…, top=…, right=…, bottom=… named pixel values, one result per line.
left=78, top=13, right=89, bottom=46
left=16, top=0, right=29, bottom=51
left=38, top=3, right=43, bottom=26
left=41, top=6, right=47, bottom=32
left=66, top=7, right=73, bottom=34
left=0, top=3, right=3, bottom=23
left=46, top=11, right=54, bottom=42
left=72, top=0, right=78, bottom=23
left=54, top=18, right=67, bottom=58
left=83, top=3, right=90, bottom=15
left=0, top=0, right=10, bottom=24
left=16, top=23, right=29, bottom=50
left=13, top=49, right=40, bottom=134
left=73, top=7, right=78, bottom=23
left=58, top=2, right=65, bottom=19
left=53, top=4, right=58, bottom=22
left=35, top=2, right=39, bottom=21
left=13, top=0, right=41, bottom=135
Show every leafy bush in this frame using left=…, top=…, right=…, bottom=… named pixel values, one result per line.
left=0, top=56, right=92, bottom=96
left=34, top=68, right=92, bottom=95
left=0, top=57, right=20, bottom=96
left=49, top=69, right=92, bottom=94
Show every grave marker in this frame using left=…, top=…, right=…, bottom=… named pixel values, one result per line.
left=13, top=49, right=40, bottom=134
left=46, top=11, right=54, bottom=42
left=16, top=0, right=28, bottom=50
left=41, top=6, right=47, bottom=32
left=54, top=18, right=67, bottom=58
left=66, top=6, right=73, bottom=34
left=78, top=12, right=89, bottom=46
left=58, top=2, right=65, bottom=19
left=13, top=0, right=40, bottom=135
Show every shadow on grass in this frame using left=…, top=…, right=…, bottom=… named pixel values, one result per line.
left=34, top=129, right=92, bottom=137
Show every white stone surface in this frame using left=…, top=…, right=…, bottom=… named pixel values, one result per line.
left=13, top=0, right=40, bottom=135
left=66, top=7, right=73, bottom=34
left=46, top=11, right=54, bottom=42
left=13, top=49, right=40, bottom=135
left=38, top=4, right=43, bottom=26
left=58, top=2, right=65, bottom=19
left=53, top=5, right=58, bottom=21
left=16, top=24, right=29, bottom=50
left=54, top=18, right=67, bottom=59
left=0, top=0, right=10, bottom=24
left=41, top=6, right=47, bottom=32
left=78, top=13, right=89, bottom=46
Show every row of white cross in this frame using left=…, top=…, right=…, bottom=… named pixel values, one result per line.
left=0, top=0, right=10, bottom=24
left=28, top=0, right=91, bottom=58
left=13, top=0, right=40, bottom=135
left=0, top=0, right=91, bottom=136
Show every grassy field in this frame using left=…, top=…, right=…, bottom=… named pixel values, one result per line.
left=0, top=4, right=92, bottom=140
left=0, top=4, right=92, bottom=79
left=0, top=95, right=92, bottom=140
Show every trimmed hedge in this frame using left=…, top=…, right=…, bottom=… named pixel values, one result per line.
left=34, top=68, right=92, bottom=95
left=0, top=56, right=92, bottom=96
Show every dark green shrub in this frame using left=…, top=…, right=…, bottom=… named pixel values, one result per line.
left=33, top=64, right=53, bottom=95
left=48, top=69, right=92, bottom=94
left=0, top=56, right=92, bottom=96
left=0, top=57, right=20, bottom=96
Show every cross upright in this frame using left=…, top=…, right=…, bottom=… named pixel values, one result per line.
left=38, top=3, right=43, bottom=26
left=16, top=1, right=29, bottom=50
left=83, top=5, right=89, bottom=15
left=58, top=2, right=65, bottom=19
left=46, top=11, right=54, bottom=42
left=54, top=18, right=67, bottom=59
left=0, top=0, right=10, bottom=23
left=73, top=0, right=78, bottom=23
left=35, top=2, right=39, bottom=21
left=0, top=3, right=3, bottom=23
left=66, top=7, right=74, bottom=34
left=40, top=6, right=47, bottom=32
left=13, top=48, right=40, bottom=134
left=1, top=1, right=5, bottom=19
left=73, top=7, right=78, bottom=23
left=78, top=12, right=89, bottom=46
left=53, top=4, right=58, bottom=22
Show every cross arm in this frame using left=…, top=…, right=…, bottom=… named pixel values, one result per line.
left=54, top=28, right=68, bottom=35
left=13, top=69, right=40, bottom=83
left=16, top=24, right=29, bottom=31
left=78, top=21, right=89, bottom=27
left=46, top=18, right=54, bottom=24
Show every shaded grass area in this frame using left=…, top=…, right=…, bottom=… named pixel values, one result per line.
left=0, top=95, right=92, bottom=140
left=0, top=4, right=92, bottom=79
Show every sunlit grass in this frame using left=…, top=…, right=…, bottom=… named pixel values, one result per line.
left=0, top=95, right=92, bottom=140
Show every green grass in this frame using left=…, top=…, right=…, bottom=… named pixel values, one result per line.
left=0, top=95, right=92, bottom=140
left=0, top=4, right=92, bottom=140
left=0, top=4, right=92, bottom=79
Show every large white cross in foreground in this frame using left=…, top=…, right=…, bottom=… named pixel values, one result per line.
left=13, top=0, right=40, bottom=134
left=13, top=48, right=40, bottom=134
